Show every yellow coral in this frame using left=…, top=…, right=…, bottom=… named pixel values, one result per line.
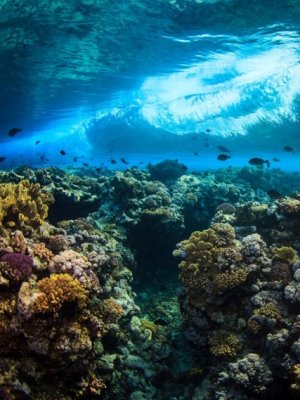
left=254, top=302, right=281, bottom=320
left=212, top=267, right=248, bottom=293
left=140, top=319, right=158, bottom=335
left=0, top=180, right=54, bottom=232
left=100, top=298, right=124, bottom=323
left=33, top=274, right=87, bottom=314
left=278, top=197, right=300, bottom=214
left=208, top=330, right=241, bottom=358
left=250, top=204, right=268, bottom=214
left=0, top=293, right=17, bottom=333
left=272, top=246, right=297, bottom=263
left=174, top=224, right=240, bottom=307
left=291, top=364, right=300, bottom=392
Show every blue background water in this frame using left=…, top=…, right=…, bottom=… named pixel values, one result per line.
left=1, top=0, right=300, bottom=171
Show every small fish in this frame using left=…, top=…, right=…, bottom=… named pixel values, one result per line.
left=8, top=128, right=22, bottom=137
left=217, top=154, right=231, bottom=161
left=40, top=154, right=49, bottom=162
left=35, top=140, right=41, bottom=145
left=83, top=162, right=89, bottom=167
left=96, top=168, right=102, bottom=172
left=60, top=150, right=66, bottom=156
left=206, top=128, right=212, bottom=133
left=267, top=189, right=283, bottom=199
left=248, top=157, right=270, bottom=167
left=120, top=157, right=129, bottom=164
left=0, top=156, right=6, bottom=162
left=182, top=165, right=188, bottom=171
left=283, top=146, right=295, bottom=153
left=217, top=145, right=230, bottom=153
left=272, top=157, right=280, bottom=162
left=193, top=152, right=199, bottom=156
left=110, top=159, right=117, bottom=164
left=73, top=157, right=78, bottom=162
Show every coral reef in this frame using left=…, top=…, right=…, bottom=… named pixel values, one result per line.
left=1, top=165, right=300, bottom=399
left=175, top=219, right=300, bottom=399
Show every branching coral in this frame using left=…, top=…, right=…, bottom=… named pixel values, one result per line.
left=49, top=250, right=100, bottom=292
left=18, top=274, right=88, bottom=318
left=208, top=330, right=241, bottom=358
left=33, top=273, right=88, bottom=314
left=0, top=180, right=54, bottom=232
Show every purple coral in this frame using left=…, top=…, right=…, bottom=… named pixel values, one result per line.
left=0, top=252, right=33, bottom=282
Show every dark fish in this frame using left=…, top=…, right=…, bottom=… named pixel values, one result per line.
left=206, top=128, right=212, bottom=133
left=40, top=154, right=49, bottom=162
left=248, top=157, right=270, bottom=167
left=8, top=128, right=22, bottom=137
left=96, top=168, right=102, bottom=172
left=193, top=152, right=199, bottom=156
left=217, top=145, right=230, bottom=153
left=120, top=157, right=129, bottom=164
left=83, top=162, right=89, bottom=167
left=182, top=165, right=188, bottom=171
left=73, top=157, right=78, bottom=162
left=283, top=146, right=295, bottom=153
left=35, top=140, right=41, bottom=145
left=0, top=156, right=6, bottom=162
left=60, top=150, right=66, bottom=156
left=267, top=189, right=283, bottom=199
left=272, top=157, right=280, bottom=162
left=110, top=159, right=117, bottom=164
left=217, top=154, right=231, bottom=161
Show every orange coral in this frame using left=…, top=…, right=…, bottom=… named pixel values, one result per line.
left=32, top=242, right=54, bottom=270
left=33, top=274, right=88, bottom=315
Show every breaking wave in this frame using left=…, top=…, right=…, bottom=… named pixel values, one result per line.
left=84, top=25, right=300, bottom=138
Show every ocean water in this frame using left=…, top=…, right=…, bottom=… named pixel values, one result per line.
left=2, top=1, right=300, bottom=400
left=1, top=0, right=300, bottom=170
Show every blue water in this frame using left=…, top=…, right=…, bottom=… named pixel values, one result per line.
left=1, top=0, right=300, bottom=171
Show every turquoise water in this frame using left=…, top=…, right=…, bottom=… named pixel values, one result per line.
left=1, top=0, right=300, bottom=170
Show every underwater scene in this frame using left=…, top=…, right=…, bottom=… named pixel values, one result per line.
left=2, top=0, right=300, bottom=399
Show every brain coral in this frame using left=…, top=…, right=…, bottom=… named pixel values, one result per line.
left=0, top=179, right=54, bottom=232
